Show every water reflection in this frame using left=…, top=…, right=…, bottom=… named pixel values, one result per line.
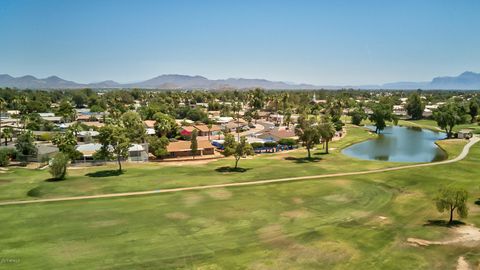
left=342, top=126, right=447, bottom=162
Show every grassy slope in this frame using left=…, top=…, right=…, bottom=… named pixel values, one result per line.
left=398, top=119, right=480, bottom=134
left=0, top=145, right=479, bottom=269
left=0, top=125, right=408, bottom=202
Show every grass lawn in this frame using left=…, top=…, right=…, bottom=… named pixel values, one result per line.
left=0, top=124, right=478, bottom=269
left=0, top=143, right=479, bottom=269
left=398, top=119, right=480, bottom=134
left=0, top=125, right=409, bottom=202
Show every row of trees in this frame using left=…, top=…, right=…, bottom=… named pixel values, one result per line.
left=295, top=115, right=336, bottom=159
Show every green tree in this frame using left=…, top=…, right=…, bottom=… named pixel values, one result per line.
left=369, top=103, right=398, bottom=133
left=49, top=152, right=69, bottom=180
left=468, top=98, right=479, bottom=123
left=0, top=148, right=15, bottom=167
left=190, top=129, right=198, bottom=159
left=154, top=112, right=176, bottom=137
left=207, top=123, right=212, bottom=141
left=96, top=125, right=131, bottom=172
left=1, top=127, right=13, bottom=146
left=249, top=88, right=266, bottom=110
left=121, top=111, right=146, bottom=143
left=406, top=92, right=425, bottom=120
left=284, top=108, right=292, bottom=128
left=57, top=100, right=76, bottom=122
left=435, top=186, right=469, bottom=224
left=222, top=134, right=254, bottom=169
left=15, top=130, right=37, bottom=161
left=147, top=136, right=169, bottom=158
left=68, top=121, right=84, bottom=137
left=349, top=107, right=367, bottom=126
left=0, top=98, right=6, bottom=133
left=52, top=131, right=82, bottom=161
left=433, top=103, right=468, bottom=138
left=318, top=117, right=336, bottom=154
left=295, top=115, right=321, bottom=159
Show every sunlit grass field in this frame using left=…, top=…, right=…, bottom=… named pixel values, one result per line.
left=0, top=122, right=477, bottom=269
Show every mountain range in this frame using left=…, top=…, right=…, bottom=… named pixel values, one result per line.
left=1, top=71, right=480, bottom=90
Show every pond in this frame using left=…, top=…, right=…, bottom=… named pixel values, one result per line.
left=342, top=126, right=447, bottom=162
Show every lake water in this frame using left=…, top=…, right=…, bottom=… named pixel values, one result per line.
left=342, top=126, right=447, bottom=162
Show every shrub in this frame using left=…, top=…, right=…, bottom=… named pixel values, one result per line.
left=264, top=142, right=278, bottom=148
left=278, top=138, right=297, bottom=146
left=0, top=148, right=15, bottom=167
left=49, top=152, right=69, bottom=180
left=251, top=142, right=264, bottom=149
left=38, top=133, right=53, bottom=142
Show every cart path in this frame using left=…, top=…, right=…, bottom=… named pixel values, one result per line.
left=0, top=137, right=478, bottom=206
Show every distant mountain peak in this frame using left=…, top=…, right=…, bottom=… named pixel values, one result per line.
left=0, top=71, right=479, bottom=90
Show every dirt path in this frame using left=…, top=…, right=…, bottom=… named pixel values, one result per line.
left=457, top=256, right=471, bottom=270
left=408, top=225, right=480, bottom=246
left=0, top=136, right=477, bottom=206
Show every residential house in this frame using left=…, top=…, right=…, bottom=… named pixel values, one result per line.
left=166, top=140, right=215, bottom=158
left=257, top=127, right=297, bottom=142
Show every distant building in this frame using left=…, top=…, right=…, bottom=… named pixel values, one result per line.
left=457, top=129, right=473, bottom=139
left=166, top=140, right=215, bottom=158
left=257, top=128, right=297, bottom=142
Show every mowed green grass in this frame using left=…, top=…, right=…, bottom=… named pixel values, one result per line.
left=0, top=125, right=411, bottom=202
left=0, top=144, right=479, bottom=269
left=0, top=124, right=475, bottom=269
left=398, top=119, right=480, bottom=134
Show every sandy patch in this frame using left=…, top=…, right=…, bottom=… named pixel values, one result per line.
left=457, top=256, right=471, bottom=270
left=183, top=193, right=204, bottom=207
left=292, top=197, right=304, bottom=204
left=281, top=209, right=312, bottom=219
left=257, top=224, right=292, bottom=247
left=332, top=179, right=351, bottom=187
left=205, top=188, right=232, bottom=200
left=407, top=225, right=480, bottom=247
left=165, top=212, right=190, bottom=220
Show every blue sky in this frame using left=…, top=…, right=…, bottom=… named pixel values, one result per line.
left=0, top=0, right=479, bottom=85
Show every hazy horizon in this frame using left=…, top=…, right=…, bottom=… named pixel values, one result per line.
left=1, top=0, right=479, bottom=85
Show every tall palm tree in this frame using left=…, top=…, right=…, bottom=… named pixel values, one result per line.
left=0, top=98, right=6, bottom=135
left=318, top=118, right=336, bottom=154
left=2, top=127, right=13, bottom=146
left=207, top=123, right=212, bottom=141
left=232, top=102, right=242, bottom=141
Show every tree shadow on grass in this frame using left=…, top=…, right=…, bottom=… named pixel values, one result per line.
left=313, top=152, right=329, bottom=156
left=284, top=156, right=322, bottom=163
left=423, top=219, right=465, bottom=228
left=45, top=178, right=66, bottom=182
left=86, top=170, right=123, bottom=178
left=475, top=199, right=480, bottom=206
left=215, top=166, right=251, bottom=173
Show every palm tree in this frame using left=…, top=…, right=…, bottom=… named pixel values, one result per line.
left=2, top=127, right=13, bottom=146
left=318, top=118, right=336, bottom=154
left=154, top=116, right=172, bottom=138
left=284, top=108, right=292, bottom=129
left=207, top=123, right=212, bottom=141
left=232, top=102, right=242, bottom=141
left=0, top=98, right=6, bottom=134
